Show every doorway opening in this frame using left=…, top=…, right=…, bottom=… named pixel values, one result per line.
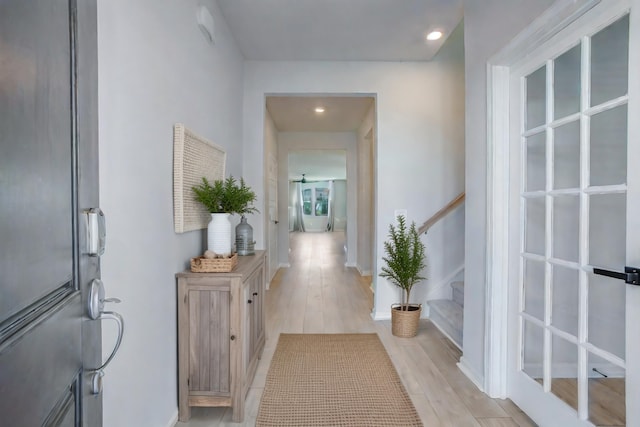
left=263, top=94, right=376, bottom=306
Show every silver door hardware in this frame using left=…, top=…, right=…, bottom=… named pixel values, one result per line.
left=87, top=278, right=124, bottom=394
left=85, top=208, right=106, bottom=256
left=593, top=266, right=640, bottom=285
left=91, top=370, right=105, bottom=395
left=88, top=278, right=121, bottom=320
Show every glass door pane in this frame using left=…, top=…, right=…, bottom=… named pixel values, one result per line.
left=551, top=266, right=579, bottom=337
left=553, top=121, right=580, bottom=190
left=590, top=15, right=629, bottom=107
left=526, top=132, right=546, bottom=191
left=554, top=44, right=581, bottom=119
left=590, top=106, right=628, bottom=187
left=551, top=336, right=579, bottom=412
left=588, top=352, right=626, bottom=425
left=526, top=65, right=547, bottom=130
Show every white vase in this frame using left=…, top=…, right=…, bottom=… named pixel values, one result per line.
left=207, top=213, right=232, bottom=256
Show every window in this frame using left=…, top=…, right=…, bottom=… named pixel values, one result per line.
left=302, top=189, right=312, bottom=215
left=301, top=187, right=330, bottom=217
left=315, top=188, right=329, bottom=216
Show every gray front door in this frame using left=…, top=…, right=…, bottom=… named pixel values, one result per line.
left=0, top=0, right=102, bottom=425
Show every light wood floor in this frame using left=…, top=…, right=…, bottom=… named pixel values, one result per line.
left=175, top=231, right=537, bottom=427
left=534, top=377, right=625, bottom=426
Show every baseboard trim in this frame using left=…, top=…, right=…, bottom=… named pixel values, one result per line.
left=427, top=314, right=461, bottom=350
left=373, top=311, right=391, bottom=320
left=278, top=262, right=290, bottom=268
left=356, top=264, right=372, bottom=276
left=166, top=410, right=178, bottom=427
left=345, top=261, right=357, bottom=267
left=421, top=305, right=430, bottom=318
left=458, top=356, right=485, bottom=393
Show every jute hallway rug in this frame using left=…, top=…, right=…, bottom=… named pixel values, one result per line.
left=256, top=333, right=423, bottom=426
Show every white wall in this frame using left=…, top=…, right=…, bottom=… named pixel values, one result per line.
left=417, top=22, right=466, bottom=304
left=357, top=105, right=375, bottom=276
left=333, top=180, right=348, bottom=231
left=277, top=132, right=357, bottom=265
left=97, top=1, right=244, bottom=426
left=263, top=109, right=279, bottom=281
left=243, top=55, right=465, bottom=319
left=462, top=0, right=555, bottom=386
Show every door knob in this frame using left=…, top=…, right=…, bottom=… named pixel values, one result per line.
left=593, top=266, right=640, bottom=285
left=88, top=279, right=121, bottom=319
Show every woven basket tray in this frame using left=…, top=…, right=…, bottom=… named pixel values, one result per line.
left=190, top=253, right=238, bottom=273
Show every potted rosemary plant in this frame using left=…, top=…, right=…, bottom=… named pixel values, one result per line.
left=379, top=215, right=426, bottom=337
left=192, top=176, right=258, bottom=215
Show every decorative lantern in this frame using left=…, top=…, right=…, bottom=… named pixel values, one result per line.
left=235, top=215, right=255, bottom=255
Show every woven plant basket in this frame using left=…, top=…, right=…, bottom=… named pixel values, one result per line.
left=391, top=304, right=422, bottom=338
left=190, top=253, right=238, bottom=273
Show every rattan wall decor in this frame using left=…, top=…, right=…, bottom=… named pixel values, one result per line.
left=173, top=123, right=226, bottom=233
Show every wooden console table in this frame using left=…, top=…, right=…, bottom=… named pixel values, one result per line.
left=176, top=251, right=266, bottom=422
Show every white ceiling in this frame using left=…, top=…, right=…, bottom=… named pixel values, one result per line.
left=266, top=96, right=374, bottom=132
left=289, top=150, right=347, bottom=182
left=216, top=0, right=463, bottom=62
left=217, top=0, right=463, bottom=180
left=269, top=96, right=371, bottom=181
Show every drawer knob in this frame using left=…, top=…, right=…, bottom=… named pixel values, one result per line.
left=230, top=335, right=236, bottom=341
left=253, top=292, right=258, bottom=296
left=247, top=299, right=253, bottom=304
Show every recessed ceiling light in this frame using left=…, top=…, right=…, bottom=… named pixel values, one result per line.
left=314, top=107, right=325, bottom=113
left=426, top=31, right=443, bottom=41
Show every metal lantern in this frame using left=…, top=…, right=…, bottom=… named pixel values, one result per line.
left=235, top=215, right=255, bottom=255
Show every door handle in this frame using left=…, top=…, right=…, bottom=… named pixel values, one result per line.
left=87, top=310, right=125, bottom=395
left=593, top=266, right=640, bottom=285
left=86, top=279, right=125, bottom=394
left=89, top=311, right=124, bottom=372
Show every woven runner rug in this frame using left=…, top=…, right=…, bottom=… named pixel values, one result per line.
left=256, top=333, right=423, bottom=426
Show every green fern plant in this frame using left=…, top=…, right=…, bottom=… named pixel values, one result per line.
left=379, top=215, right=426, bottom=311
left=192, top=176, right=259, bottom=215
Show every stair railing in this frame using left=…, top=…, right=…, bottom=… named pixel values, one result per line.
left=418, top=192, right=465, bottom=235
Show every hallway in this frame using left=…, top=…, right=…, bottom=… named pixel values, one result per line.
left=176, top=232, right=535, bottom=426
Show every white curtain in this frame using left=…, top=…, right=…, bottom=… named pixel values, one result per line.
left=293, top=182, right=306, bottom=232
left=326, top=180, right=335, bottom=232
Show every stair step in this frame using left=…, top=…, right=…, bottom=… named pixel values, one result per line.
left=451, top=281, right=464, bottom=307
left=428, top=299, right=463, bottom=348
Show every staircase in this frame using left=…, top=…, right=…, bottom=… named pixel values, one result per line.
left=418, top=193, right=465, bottom=349
left=428, top=280, right=463, bottom=348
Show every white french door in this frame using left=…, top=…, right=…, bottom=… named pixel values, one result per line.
left=507, top=1, right=639, bottom=426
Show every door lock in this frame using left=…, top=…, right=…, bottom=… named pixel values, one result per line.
left=85, top=208, right=106, bottom=257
